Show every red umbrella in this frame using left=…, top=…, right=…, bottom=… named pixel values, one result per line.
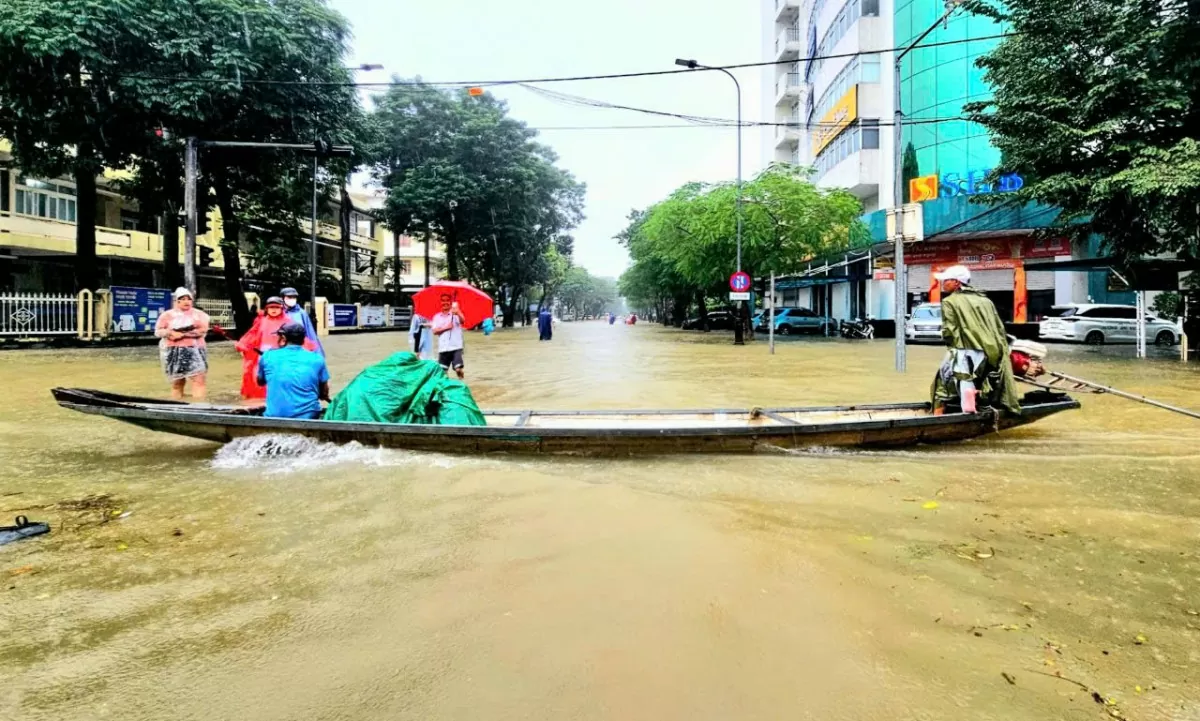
left=412, top=281, right=494, bottom=329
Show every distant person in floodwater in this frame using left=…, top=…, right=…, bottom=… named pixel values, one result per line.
left=155, top=287, right=210, bottom=400
left=409, top=312, right=434, bottom=360
left=279, top=287, right=324, bottom=357
left=257, top=323, right=330, bottom=419
left=236, top=296, right=318, bottom=399
left=481, top=316, right=495, bottom=336
left=538, top=308, right=553, bottom=341
left=431, top=295, right=466, bottom=379
left=608, top=312, right=616, bottom=325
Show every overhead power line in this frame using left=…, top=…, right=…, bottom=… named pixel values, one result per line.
left=105, top=33, right=1015, bottom=89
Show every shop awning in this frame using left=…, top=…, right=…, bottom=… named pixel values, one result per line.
left=1025, top=256, right=1198, bottom=291
left=775, top=275, right=868, bottom=289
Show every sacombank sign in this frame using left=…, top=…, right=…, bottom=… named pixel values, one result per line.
left=909, top=170, right=1024, bottom=202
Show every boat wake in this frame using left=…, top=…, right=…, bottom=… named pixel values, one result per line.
left=210, top=434, right=466, bottom=474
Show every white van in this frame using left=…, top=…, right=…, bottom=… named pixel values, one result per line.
left=1039, top=304, right=1180, bottom=345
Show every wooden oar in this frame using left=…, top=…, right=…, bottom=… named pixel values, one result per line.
left=1020, top=371, right=1200, bottom=420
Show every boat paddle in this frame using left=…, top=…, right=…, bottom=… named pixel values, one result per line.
left=1019, top=371, right=1200, bottom=420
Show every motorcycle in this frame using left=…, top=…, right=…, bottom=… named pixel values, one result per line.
left=839, top=317, right=875, bottom=340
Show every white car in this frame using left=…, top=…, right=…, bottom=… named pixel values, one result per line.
left=1039, top=303, right=1181, bottom=345
left=905, top=303, right=943, bottom=342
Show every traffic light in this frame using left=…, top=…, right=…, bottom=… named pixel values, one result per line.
left=199, top=246, right=215, bottom=268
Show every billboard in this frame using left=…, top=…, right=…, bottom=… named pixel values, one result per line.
left=811, top=86, right=857, bottom=157
left=110, top=286, right=172, bottom=333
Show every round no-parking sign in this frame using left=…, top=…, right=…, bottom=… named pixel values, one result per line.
left=729, top=271, right=751, bottom=292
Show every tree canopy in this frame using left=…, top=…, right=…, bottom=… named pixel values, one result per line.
left=964, top=0, right=1200, bottom=262
left=618, top=164, right=868, bottom=325
left=0, top=0, right=361, bottom=327
left=369, top=81, right=585, bottom=325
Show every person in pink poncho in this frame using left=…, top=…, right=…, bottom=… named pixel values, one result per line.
left=235, top=296, right=316, bottom=399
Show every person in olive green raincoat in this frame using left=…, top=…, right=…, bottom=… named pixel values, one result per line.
left=930, top=265, right=1022, bottom=416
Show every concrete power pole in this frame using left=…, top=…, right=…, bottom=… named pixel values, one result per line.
left=183, top=137, right=199, bottom=294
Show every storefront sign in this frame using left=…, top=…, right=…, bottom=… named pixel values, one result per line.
left=903, top=237, right=1068, bottom=267
left=872, top=270, right=895, bottom=281
left=909, top=170, right=1025, bottom=202
left=360, top=306, right=386, bottom=327
left=328, top=304, right=358, bottom=328
left=110, top=286, right=172, bottom=333
left=811, top=86, right=858, bottom=156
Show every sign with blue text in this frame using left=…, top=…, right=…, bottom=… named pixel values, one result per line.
left=329, top=304, right=358, bottom=328
left=110, top=286, right=172, bottom=333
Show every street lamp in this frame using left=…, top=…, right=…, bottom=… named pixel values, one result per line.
left=675, top=58, right=746, bottom=345
left=891, top=1, right=962, bottom=372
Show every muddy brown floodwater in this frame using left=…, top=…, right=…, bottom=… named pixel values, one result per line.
left=1, top=322, right=1199, bottom=720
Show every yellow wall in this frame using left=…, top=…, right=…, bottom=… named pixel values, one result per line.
left=0, top=164, right=392, bottom=286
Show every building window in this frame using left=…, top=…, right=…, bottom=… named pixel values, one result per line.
left=814, top=120, right=878, bottom=179
left=1, top=170, right=9, bottom=212
left=809, top=54, right=881, bottom=126
left=399, top=234, right=412, bottom=248
left=811, top=0, right=879, bottom=78
left=15, top=184, right=77, bottom=223
left=861, top=119, right=880, bottom=149
left=398, top=260, right=412, bottom=275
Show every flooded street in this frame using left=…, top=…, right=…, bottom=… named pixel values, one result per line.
left=2, top=323, right=1199, bottom=720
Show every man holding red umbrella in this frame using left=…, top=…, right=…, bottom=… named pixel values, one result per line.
left=431, top=294, right=467, bottom=379
left=414, top=281, right=493, bottom=380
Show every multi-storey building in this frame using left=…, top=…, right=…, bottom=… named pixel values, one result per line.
left=762, top=0, right=895, bottom=213
left=763, top=1, right=1118, bottom=328
left=0, top=140, right=443, bottom=299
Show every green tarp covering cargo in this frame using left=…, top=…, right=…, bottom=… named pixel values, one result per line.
left=324, top=352, right=487, bottom=426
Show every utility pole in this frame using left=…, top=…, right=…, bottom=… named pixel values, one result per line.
left=892, top=0, right=962, bottom=372
left=675, top=58, right=745, bottom=345
left=310, top=155, right=320, bottom=304
left=183, top=137, right=199, bottom=294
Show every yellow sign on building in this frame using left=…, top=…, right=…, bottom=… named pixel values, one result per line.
left=909, top=174, right=940, bottom=202
left=811, top=86, right=858, bottom=156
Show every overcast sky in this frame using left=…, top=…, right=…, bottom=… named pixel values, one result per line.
left=332, top=0, right=763, bottom=279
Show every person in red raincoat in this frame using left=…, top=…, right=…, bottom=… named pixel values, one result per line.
left=235, top=296, right=316, bottom=399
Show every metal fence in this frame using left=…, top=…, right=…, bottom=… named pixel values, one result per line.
left=197, top=298, right=235, bottom=329
left=0, top=293, right=80, bottom=337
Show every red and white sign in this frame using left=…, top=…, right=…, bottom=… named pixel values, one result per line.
left=873, top=270, right=896, bottom=281
left=729, top=271, right=751, bottom=292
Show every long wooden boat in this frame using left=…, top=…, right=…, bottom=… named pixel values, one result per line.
left=51, top=387, right=1079, bottom=456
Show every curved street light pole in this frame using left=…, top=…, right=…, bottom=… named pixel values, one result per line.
left=675, top=58, right=745, bottom=345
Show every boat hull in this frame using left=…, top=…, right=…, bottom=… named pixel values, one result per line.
left=52, top=388, right=1079, bottom=456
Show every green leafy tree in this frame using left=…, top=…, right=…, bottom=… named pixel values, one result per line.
left=619, top=164, right=867, bottom=331
left=964, top=0, right=1200, bottom=262
left=901, top=142, right=921, bottom=201
left=0, top=0, right=166, bottom=290
left=370, top=82, right=584, bottom=325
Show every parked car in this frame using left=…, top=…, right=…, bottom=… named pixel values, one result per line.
left=681, top=310, right=736, bottom=331
left=754, top=307, right=834, bottom=335
left=905, top=303, right=943, bottom=343
left=1039, top=303, right=1181, bottom=345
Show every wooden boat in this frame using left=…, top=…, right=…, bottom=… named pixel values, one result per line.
left=52, top=387, right=1079, bottom=456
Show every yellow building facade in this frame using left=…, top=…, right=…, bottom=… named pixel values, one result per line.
left=0, top=141, right=438, bottom=298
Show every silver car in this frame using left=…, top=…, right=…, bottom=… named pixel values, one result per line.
left=1039, top=303, right=1181, bottom=345
left=905, top=303, right=943, bottom=343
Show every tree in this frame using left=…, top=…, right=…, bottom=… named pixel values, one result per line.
left=0, top=0, right=165, bottom=290
left=901, top=142, right=921, bottom=201
left=618, top=164, right=868, bottom=330
left=370, top=83, right=584, bottom=325
left=964, top=0, right=1200, bottom=263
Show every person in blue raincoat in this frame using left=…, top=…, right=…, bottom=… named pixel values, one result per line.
left=481, top=316, right=495, bottom=336
left=608, top=312, right=616, bottom=325
left=409, top=312, right=435, bottom=360
left=279, top=287, right=325, bottom=356
left=537, top=308, right=553, bottom=341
